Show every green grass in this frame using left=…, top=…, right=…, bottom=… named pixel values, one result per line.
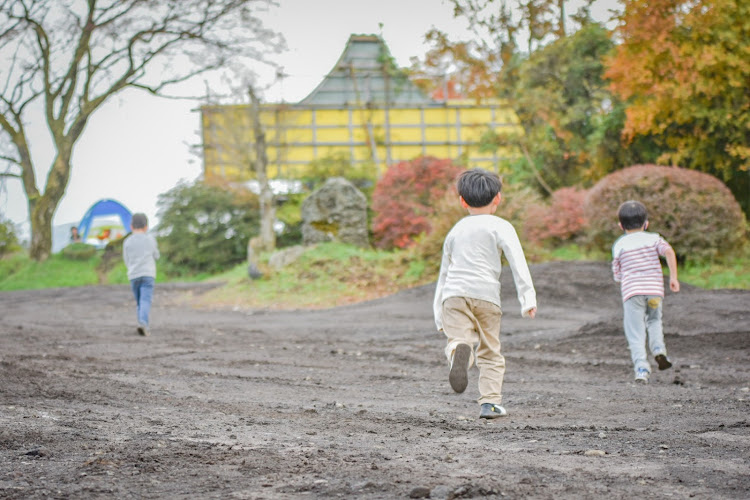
left=680, top=253, right=750, bottom=289
left=0, top=252, right=101, bottom=290
left=538, top=243, right=750, bottom=290
left=1, top=241, right=747, bottom=303
left=195, top=242, right=427, bottom=309
left=0, top=251, right=167, bottom=291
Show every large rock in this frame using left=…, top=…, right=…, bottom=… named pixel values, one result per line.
left=301, top=178, right=369, bottom=247
left=268, top=245, right=306, bottom=269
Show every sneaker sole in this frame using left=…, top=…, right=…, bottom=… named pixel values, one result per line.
left=480, top=406, right=508, bottom=419
left=449, top=344, right=471, bottom=393
left=655, top=354, right=672, bottom=371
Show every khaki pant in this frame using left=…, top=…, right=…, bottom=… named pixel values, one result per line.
left=442, top=297, right=504, bottom=405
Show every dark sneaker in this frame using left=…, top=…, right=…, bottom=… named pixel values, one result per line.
left=449, top=343, right=471, bottom=393
left=655, top=354, right=672, bottom=371
left=479, top=403, right=507, bottom=419
left=137, top=325, right=150, bottom=337
left=634, top=367, right=650, bottom=384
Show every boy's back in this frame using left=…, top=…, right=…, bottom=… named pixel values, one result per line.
left=432, top=167, right=537, bottom=419
left=612, top=231, right=671, bottom=302
left=434, top=214, right=535, bottom=327
left=611, top=200, right=679, bottom=383
left=123, top=232, right=159, bottom=280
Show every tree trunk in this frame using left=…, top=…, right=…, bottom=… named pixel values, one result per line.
left=28, top=154, right=71, bottom=261
left=249, top=87, right=275, bottom=253
left=29, top=202, right=53, bottom=261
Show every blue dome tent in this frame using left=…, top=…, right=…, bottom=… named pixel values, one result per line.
left=78, top=199, right=132, bottom=247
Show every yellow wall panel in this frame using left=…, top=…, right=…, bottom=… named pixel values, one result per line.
left=316, top=110, right=350, bottom=126
left=391, top=146, right=424, bottom=161
left=389, top=109, right=421, bottom=124
left=316, top=127, right=350, bottom=142
left=202, top=101, right=521, bottom=180
left=389, top=127, right=422, bottom=142
left=422, top=109, right=452, bottom=124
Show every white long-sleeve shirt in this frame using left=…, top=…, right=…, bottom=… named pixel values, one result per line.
left=433, top=214, right=537, bottom=331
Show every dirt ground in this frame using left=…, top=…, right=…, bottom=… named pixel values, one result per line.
left=1, top=261, right=748, bottom=499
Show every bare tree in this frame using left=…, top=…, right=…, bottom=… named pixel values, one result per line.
left=247, top=85, right=274, bottom=253
left=0, top=0, right=283, bottom=260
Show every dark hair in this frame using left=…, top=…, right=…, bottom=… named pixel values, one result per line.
left=457, top=168, right=502, bottom=208
left=617, top=200, right=647, bottom=230
left=131, top=213, right=149, bottom=230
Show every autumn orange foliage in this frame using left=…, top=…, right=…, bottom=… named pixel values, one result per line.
left=605, top=0, right=750, bottom=182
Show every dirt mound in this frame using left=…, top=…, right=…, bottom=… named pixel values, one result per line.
left=1, top=262, right=748, bottom=498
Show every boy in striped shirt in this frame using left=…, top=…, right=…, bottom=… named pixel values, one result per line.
left=612, top=200, right=680, bottom=383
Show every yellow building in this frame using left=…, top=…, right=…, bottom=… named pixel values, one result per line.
left=201, top=35, right=519, bottom=181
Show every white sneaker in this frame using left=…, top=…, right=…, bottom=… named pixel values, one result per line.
left=634, top=368, right=650, bottom=384
left=480, top=403, right=508, bottom=419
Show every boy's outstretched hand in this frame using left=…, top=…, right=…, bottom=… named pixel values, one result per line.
left=670, top=277, right=680, bottom=293
left=525, top=307, right=537, bottom=319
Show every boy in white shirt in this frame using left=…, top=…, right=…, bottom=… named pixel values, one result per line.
left=434, top=168, right=537, bottom=419
left=612, top=200, right=680, bottom=383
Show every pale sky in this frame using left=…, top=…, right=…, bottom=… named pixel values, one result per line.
left=0, top=0, right=617, bottom=241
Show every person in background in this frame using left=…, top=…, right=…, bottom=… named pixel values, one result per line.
left=70, top=226, right=81, bottom=243
left=612, top=200, right=680, bottom=384
left=123, top=213, right=160, bottom=337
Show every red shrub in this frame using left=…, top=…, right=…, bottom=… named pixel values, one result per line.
left=525, top=187, right=588, bottom=246
left=372, top=157, right=464, bottom=249
left=583, top=165, right=747, bottom=261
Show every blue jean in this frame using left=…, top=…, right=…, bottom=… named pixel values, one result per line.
left=130, top=276, right=155, bottom=327
left=623, top=295, right=667, bottom=374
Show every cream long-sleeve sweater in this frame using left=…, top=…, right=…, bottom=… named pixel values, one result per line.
left=433, top=214, right=537, bottom=331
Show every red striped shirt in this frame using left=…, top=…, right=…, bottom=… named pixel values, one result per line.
left=612, top=231, right=672, bottom=302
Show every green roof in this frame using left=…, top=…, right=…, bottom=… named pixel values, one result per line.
left=298, top=34, right=433, bottom=107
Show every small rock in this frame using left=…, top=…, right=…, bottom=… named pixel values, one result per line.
left=430, top=485, right=451, bottom=500
left=355, top=481, right=377, bottom=490
left=584, top=449, right=606, bottom=456
left=409, top=486, right=431, bottom=498
left=740, top=387, right=749, bottom=392
left=598, top=432, right=607, bottom=439
left=23, top=449, right=49, bottom=458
